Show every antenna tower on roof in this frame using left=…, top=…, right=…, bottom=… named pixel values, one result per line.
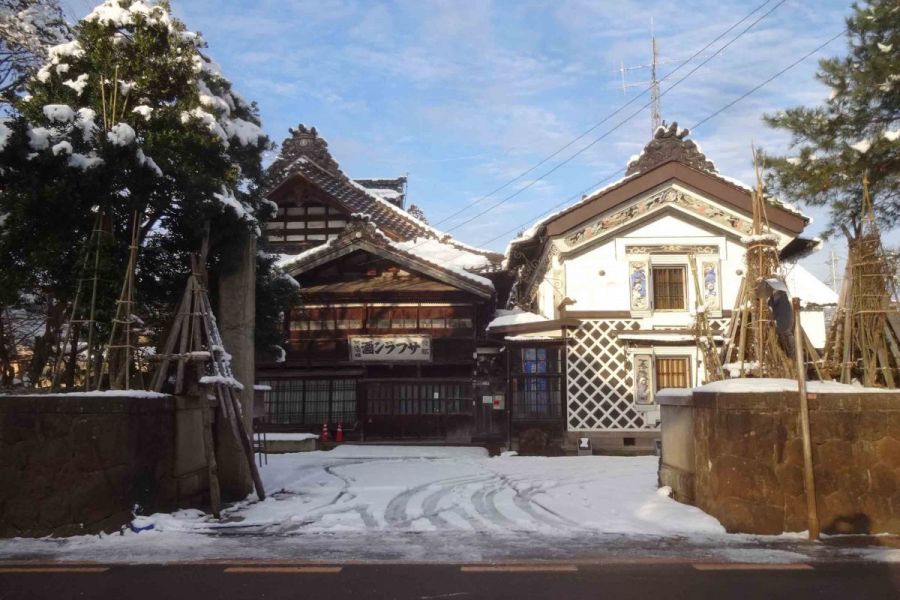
left=619, top=18, right=662, bottom=139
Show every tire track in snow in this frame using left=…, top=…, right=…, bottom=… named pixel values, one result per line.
left=511, top=485, right=582, bottom=529
left=385, top=475, right=494, bottom=528
left=471, top=482, right=518, bottom=529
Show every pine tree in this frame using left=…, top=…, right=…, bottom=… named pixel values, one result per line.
left=0, top=0, right=70, bottom=103
left=763, top=0, right=898, bottom=237
left=0, top=0, right=294, bottom=386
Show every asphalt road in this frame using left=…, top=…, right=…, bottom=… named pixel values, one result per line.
left=1, top=561, right=898, bottom=600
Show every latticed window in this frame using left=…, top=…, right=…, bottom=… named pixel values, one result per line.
left=260, top=379, right=357, bottom=425
left=652, top=266, right=686, bottom=310
left=511, top=346, right=562, bottom=420
left=655, top=357, right=690, bottom=390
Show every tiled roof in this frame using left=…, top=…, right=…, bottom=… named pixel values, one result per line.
left=286, top=156, right=430, bottom=240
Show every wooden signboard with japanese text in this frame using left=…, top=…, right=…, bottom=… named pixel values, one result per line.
left=348, top=334, right=432, bottom=362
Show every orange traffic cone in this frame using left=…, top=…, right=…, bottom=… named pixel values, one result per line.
left=336, top=422, right=344, bottom=443
left=321, top=422, right=330, bottom=442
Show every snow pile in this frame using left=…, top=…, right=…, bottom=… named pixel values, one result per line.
left=85, top=0, right=171, bottom=30
left=213, top=186, right=256, bottom=229
left=395, top=237, right=492, bottom=272
left=722, top=361, right=760, bottom=378
left=12, top=389, right=168, bottom=399
left=850, top=139, right=872, bottom=153
left=132, top=105, right=153, bottom=120
left=51, top=140, right=72, bottom=155
left=42, top=104, right=75, bottom=122
left=365, top=188, right=401, bottom=200
left=0, top=120, right=11, bottom=151
left=107, top=122, right=136, bottom=146
left=264, top=432, right=319, bottom=442
left=198, top=374, right=243, bottom=390
left=696, top=378, right=894, bottom=394
left=68, top=152, right=103, bottom=170
left=26, top=126, right=50, bottom=150
left=487, top=309, right=550, bottom=329
left=740, top=232, right=780, bottom=245
left=62, top=73, right=89, bottom=95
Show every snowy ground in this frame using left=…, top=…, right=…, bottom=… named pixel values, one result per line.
left=1, top=446, right=897, bottom=563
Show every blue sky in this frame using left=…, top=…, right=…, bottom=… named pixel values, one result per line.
left=61, top=0, right=882, bottom=286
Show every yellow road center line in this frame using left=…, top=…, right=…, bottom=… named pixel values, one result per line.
left=461, top=565, right=578, bottom=573
left=224, top=566, right=343, bottom=574
left=693, top=563, right=814, bottom=571
left=0, top=567, right=110, bottom=574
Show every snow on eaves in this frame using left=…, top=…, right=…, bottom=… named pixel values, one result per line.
left=505, top=171, right=637, bottom=256
left=394, top=237, right=492, bottom=272
left=487, top=308, right=550, bottom=330
left=298, top=157, right=500, bottom=263
left=277, top=222, right=494, bottom=291
left=505, top=166, right=810, bottom=258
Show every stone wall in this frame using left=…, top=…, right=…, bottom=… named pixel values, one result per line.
left=658, top=393, right=695, bottom=503
left=661, top=389, right=900, bottom=535
left=0, top=393, right=211, bottom=537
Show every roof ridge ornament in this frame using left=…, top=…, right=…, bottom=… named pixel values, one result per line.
left=625, top=121, right=717, bottom=176
left=266, top=124, right=342, bottom=187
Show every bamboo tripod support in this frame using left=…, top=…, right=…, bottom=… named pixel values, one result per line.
left=823, top=176, right=900, bottom=388
left=51, top=211, right=108, bottom=391
left=99, top=210, right=144, bottom=390
left=720, top=154, right=796, bottom=378
left=150, top=252, right=266, bottom=510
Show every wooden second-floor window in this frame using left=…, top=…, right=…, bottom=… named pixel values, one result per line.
left=655, top=357, right=690, bottom=390
left=652, top=266, right=686, bottom=310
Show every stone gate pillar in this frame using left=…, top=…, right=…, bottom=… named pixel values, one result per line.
left=215, top=233, right=256, bottom=499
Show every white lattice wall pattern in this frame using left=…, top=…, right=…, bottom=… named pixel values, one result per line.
left=567, top=319, right=654, bottom=431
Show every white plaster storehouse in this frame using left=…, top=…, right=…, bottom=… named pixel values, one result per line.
left=498, top=124, right=837, bottom=452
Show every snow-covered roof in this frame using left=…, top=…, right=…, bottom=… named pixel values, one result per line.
left=506, top=128, right=810, bottom=259
left=276, top=218, right=494, bottom=292
left=272, top=156, right=501, bottom=266
left=783, top=262, right=838, bottom=306
left=487, top=309, right=550, bottom=330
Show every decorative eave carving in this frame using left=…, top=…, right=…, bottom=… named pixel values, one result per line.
left=625, top=122, right=717, bottom=176
left=562, top=188, right=754, bottom=252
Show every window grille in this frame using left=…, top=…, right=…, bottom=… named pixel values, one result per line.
left=652, top=266, right=686, bottom=310
left=655, top=357, right=690, bottom=390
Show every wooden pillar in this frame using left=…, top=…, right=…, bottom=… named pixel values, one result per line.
left=215, top=233, right=256, bottom=499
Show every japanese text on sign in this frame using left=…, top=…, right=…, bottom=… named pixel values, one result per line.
left=349, top=335, right=432, bottom=362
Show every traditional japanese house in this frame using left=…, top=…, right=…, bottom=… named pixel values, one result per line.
left=258, top=125, right=508, bottom=442
left=499, top=123, right=837, bottom=452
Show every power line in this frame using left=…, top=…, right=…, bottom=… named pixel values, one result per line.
left=427, top=0, right=778, bottom=231
left=437, top=0, right=787, bottom=238
left=302, top=0, right=784, bottom=278
left=471, top=27, right=847, bottom=253
left=689, top=29, right=847, bottom=131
